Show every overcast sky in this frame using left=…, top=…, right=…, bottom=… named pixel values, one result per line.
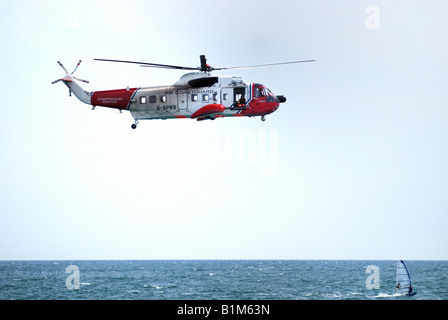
left=1, top=0, right=447, bottom=260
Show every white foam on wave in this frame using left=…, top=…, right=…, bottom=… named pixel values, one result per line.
left=374, top=292, right=403, bottom=298
left=144, top=284, right=163, bottom=289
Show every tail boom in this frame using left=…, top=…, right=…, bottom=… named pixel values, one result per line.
left=57, top=75, right=139, bottom=110
left=91, top=87, right=139, bottom=110
left=53, top=60, right=138, bottom=110
left=60, top=75, right=92, bottom=105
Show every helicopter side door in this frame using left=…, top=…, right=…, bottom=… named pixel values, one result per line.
left=249, top=84, right=268, bottom=113
left=253, top=84, right=266, bottom=105
left=233, top=87, right=247, bottom=109
left=221, top=86, right=247, bottom=109
left=177, top=90, right=188, bottom=111
left=221, top=87, right=233, bottom=109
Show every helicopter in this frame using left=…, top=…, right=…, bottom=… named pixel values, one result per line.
left=52, top=55, right=315, bottom=129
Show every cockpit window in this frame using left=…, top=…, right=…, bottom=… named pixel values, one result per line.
left=255, top=87, right=265, bottom=97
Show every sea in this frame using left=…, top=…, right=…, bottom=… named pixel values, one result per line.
left=0, top=260, right=447, bottom=300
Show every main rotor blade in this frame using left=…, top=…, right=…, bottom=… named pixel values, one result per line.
left=214, top=59, right=316, bottom=71
left=94, top=58, right=198, bottom=70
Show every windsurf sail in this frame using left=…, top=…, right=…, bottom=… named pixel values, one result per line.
left=395, top=260, right=414, bottom=295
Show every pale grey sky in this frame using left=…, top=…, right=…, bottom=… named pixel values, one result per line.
left=1, top=0, right=447, bottom=260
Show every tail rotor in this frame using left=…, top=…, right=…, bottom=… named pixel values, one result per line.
left=52, top=60, right=89, bottom=96
left=72, top=76, right=89, bottom=84
left=58, top=61, right=69, bottom=74
left=70, top=60, right=81, bottom=75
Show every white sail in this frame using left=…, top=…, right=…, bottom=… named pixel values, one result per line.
left=395, top=260, right=412, bottom=295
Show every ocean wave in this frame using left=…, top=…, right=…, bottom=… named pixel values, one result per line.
left=374, top=292, right=403, bottom=298
left=144, top=284, right=163, bottom=289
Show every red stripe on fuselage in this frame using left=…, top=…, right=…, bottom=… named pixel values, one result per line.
left=91, top=88, right=138, bottom=110
left=241, top=100, right=279, bottom=116
left=191, top=104, right=225, bottom=119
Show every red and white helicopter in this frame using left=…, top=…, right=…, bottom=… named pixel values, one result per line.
left=52, top=55, right=315, bottom=129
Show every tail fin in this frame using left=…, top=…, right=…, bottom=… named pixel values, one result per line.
left=52, top=60, right=92, bottom=105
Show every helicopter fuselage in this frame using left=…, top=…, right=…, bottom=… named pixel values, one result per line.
left=53, top=58, right=297, bottom=129
left=89, top=72, right=284, bottom=124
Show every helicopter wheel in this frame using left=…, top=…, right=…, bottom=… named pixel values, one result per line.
left=131, top=123, right=137, bottom=129
left=261, top=115, right=266, bottom=122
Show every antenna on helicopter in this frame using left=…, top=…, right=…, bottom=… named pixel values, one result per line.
left=52, top=60, right=89, bottom=96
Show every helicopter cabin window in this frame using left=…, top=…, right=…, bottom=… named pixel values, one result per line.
left=140, top=96, right=147, bottom=104
left=202, top=94, right=209, bottom=102
left=149, top=95, right=156, bottom=103
left=191, top=94, right=198, bottom=102
left=161, top=95, right=167, bottom=103
left=223, top=93, right=228, bottom=101
left=213, top=93, right=218, bottom=101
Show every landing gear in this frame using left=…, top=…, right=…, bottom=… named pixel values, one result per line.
left=261, top=115, right=266, bottom=122
left=131, top=120, right=139, bottom=129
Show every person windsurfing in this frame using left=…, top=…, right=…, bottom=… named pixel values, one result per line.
left=396, top=260, right=417, bottom=296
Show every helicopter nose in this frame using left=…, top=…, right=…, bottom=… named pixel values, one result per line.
left=276, top=95, right=287, bottom=103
